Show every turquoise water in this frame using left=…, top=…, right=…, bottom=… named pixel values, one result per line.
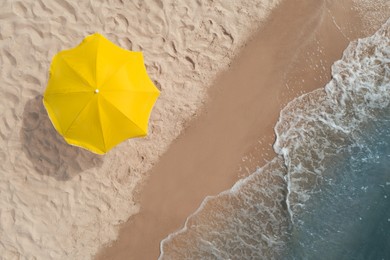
left=285, top=116, right=390, bottom=259
left=159, top=19, right=390, bottom=259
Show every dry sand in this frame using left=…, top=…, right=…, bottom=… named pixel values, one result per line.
left=0, top=0, right=388, bottom=259
left=96, top=0, right=390, bottom=259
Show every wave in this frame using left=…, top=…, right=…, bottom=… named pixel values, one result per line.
left=275, top=17, right=390, bottom=221
left=159, top=18, right=390, bottom=259
left=282, top=109, right=390, bottom=259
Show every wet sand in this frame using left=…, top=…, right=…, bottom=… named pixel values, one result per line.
left=96, top=0, right=381, bottom=259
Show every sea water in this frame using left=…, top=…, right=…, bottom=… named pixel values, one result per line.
left=159, top=18, right=390, bottom=259
left=283, top=118, right=390, bottom=259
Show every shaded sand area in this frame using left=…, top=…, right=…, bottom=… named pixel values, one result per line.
left=96, top=0, right=390, bottom=259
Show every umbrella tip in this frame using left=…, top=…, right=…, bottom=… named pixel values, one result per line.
left=94, top=89, right=99, bottom=94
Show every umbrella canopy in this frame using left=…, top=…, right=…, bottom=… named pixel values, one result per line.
left=43, top=33, right=160, bottom=154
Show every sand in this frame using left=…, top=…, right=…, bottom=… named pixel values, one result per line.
left=0, top=0, right=281, bottom=259
left=0, top=0, right=388, bottom=259
left=96, top=0, right=390, bottom=259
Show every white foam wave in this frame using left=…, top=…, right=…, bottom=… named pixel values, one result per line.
left=274, top=18, right=390, bottom=219
left=160, top=158, right=289, bottom=259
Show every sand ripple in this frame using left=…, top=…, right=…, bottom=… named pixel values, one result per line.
left=0, top=0, right=280, bottom=258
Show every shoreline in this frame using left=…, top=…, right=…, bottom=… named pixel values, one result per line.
left=95, top=0, right=377, bottom=259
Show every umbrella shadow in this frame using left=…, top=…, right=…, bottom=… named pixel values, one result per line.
left=21, top=96, right=103, bottom=181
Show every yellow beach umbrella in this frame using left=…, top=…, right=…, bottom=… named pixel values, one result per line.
left=43, top=33, right=160, bottom=154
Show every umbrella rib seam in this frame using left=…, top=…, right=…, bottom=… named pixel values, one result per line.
left=44, top=91, right=92, bottom=96
left=96, top=97, right=107, bottom=152
left=99, top=58, right=132, bottom=89
left=95, top=36, right=100, bottom=89
left=60, top=55, right=94, bottom=90
left=100, top=95, right=146, bottom=135
left=102, top=89, right=159, bottom=94
left=63, top=97, right=95, bottom=136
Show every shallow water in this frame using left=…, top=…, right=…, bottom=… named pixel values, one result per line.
left=159, top=19, right=390, bottom=259
left=284, top=116, right=390, bottom=259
